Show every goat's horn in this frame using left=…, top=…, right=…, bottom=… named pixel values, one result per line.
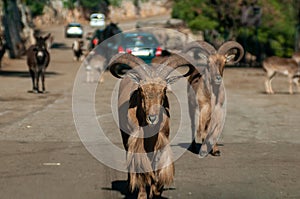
left=158, top=53, right=195, bottom=79
left=183, top=40, right=217, bottom=55
left=108, top=53, right=148, bottom=79
left=218, top=41, right=244, bottom=64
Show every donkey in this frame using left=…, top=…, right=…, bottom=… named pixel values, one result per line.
left=27, top=33, right=51, bottom=93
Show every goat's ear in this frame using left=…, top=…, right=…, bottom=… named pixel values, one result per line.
left=225, top=54, right=236, bottom=63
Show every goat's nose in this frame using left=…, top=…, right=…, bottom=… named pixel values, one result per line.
left=215, top=75, right=222, bottom=84
left=148, top=114, right=157, bottom=124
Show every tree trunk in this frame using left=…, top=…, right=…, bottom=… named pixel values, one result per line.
left=3, top=0, right=25, bottom=58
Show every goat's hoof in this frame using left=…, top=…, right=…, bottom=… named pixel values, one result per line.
left=199, top=150, right=208, bottom=158
left=211, top=150, right=221, bottom=156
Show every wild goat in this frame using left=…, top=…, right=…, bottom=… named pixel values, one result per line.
left=263, top=56, right=300, bottom=94
left=108, top=53, right=194, bottom=198
left=72, top=39, right=84, bottom=61
left=27, top=33, right=51, bottom=93
left=184, top=41, right=244, bottom=157
left=46, top=34, right=54, bottom=52
left=83, top=50, right=106, bottom=83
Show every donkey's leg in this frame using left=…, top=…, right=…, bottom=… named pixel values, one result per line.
left=41, top=70, right=46, bottom=93
left=36, top=70, right=41, bottom=93
left=29, top=69, right=37, bottom=92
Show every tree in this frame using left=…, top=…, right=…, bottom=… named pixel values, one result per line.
left=2, top=0, right=26, bottom=58
left=172, top=0, right=298, bottom=61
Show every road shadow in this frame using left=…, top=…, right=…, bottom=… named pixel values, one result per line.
left=0, top=70, right=60, bottom=78
left=102, top=180, right=170, bottom=199
left=177, top=142, right=224, bottom=155
left=258, top=91, right=300, bottom=95
left=51, top=42, right=70, bottom=50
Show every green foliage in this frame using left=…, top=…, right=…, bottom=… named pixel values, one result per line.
left=24, top=0, right=47, bottom=17
left=172, top=0, right=299, bottom=58
left=110, top=0, right=122, bottom=7
left=63, top=0, right=77, bottom=9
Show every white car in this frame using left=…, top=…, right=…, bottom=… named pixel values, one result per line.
left=65, top=22, right=84, bottom=38
left=89, top=13, right=105, bottom=29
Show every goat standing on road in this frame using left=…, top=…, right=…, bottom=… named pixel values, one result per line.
left=263, top=55, right=300, bottom=94
left=72, top=39, right=84, bottom=61
left=108, top=53, right=194, bottom=199
left=27, top=33, right=51, bottom=93
left=184, top=41, right=244, bottom=157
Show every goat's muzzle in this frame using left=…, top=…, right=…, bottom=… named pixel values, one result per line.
left=147, top=114, right=159, bottom=125
left=214, top=75, right=222, bottom=85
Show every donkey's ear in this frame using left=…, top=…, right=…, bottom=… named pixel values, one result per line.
left=44, top=33, right=51, bottom=41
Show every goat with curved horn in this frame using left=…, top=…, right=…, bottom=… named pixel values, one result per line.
left=108, top=52, right=195, bottom=198
left=186, top=40, right=244, bottom=157
left=183, top=40, right=217, bottom=55
left=218, top=41, right=244, bottom=64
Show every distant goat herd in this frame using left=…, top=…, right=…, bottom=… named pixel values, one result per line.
left=1, top=30, right=300, bottom=198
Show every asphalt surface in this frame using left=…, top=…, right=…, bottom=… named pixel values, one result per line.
left=0, top=15, right=300, bottom=199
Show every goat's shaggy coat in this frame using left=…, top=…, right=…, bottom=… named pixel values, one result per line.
left=184, top=41, right=244, bottom=157
left=109, top=53, right=194, bottom=198
left=27, top=34, right=51, bottom=93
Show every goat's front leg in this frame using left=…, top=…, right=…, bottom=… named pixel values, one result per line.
left=265, top=71, right=276, bottom=94
left=137, top=185, right=147, bottom=199
left=289, top=77, right=294, bottom=94
left=294, top=77, right=300, bottom=93
left=150, top=183, right=163, bottom=199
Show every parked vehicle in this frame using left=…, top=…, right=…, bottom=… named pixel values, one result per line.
left=65, top=22, right=84, bottom=38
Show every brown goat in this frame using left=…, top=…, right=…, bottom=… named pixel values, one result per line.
left=184, top=41, right=244, bottom=157
left=27, top=33, right=51, bottom=93
left=108, top=53, right=194, bottom=198
left=263, top=56, right=300, bottom=94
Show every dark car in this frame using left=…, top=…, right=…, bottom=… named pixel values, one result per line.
left=117, top=32, right=162, bottom=64
left=65, top=22, right=84, bottom=38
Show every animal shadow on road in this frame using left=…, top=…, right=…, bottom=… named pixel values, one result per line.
left=177, top=143, right=224, bottom=155
left=0, top=70, right=59, bottom=78
left=102, top=180, right=170, bottom=199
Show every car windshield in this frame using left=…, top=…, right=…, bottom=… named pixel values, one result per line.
left=90, top=14, right=105, bottom=20
left=122, top=33, right=159, bottom=47
left=68, top=23, right=81, bottom=28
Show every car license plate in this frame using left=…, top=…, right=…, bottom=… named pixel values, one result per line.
left=132, top=50, right=150, bottom=56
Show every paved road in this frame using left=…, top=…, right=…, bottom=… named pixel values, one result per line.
left=0, top=16, right=300, bottom=199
